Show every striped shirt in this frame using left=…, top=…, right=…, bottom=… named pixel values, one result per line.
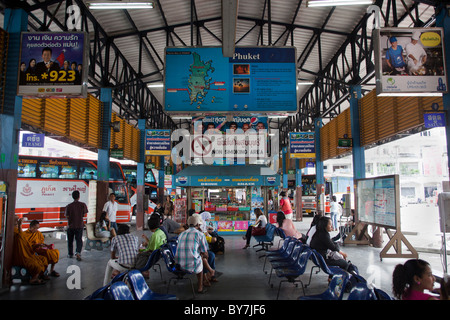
left=175, top=227, right=208, bottom=274
left=111, top=233, right=139, bottom=268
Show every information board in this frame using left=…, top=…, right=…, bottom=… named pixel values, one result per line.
left=145, top=129, right=171, bottom=156
left=289, top=132, right=315, bottom=158
left=356, top=175, right=399, bottom=229
left=164, top=46, right=298, bottom=113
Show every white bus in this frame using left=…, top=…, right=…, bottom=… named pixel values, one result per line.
left=16, top=155, right=132, bottom=228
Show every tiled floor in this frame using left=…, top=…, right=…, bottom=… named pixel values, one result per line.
left=0, top=215, right=447, bottom=301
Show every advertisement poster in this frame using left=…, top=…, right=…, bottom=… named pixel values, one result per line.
left=374, top=27, right=447, bottom=95
left=289, top=132, right=315, bottom=159
left=145, top=129, right=171, bottom=156
left=18, top=32, right=89, bottom=97
left=164, top=46, right=298, bottom=113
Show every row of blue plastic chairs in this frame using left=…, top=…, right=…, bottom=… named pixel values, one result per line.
left=260, top=235, right=394, bottom=300
left=85, top=240, right=180, bottom=300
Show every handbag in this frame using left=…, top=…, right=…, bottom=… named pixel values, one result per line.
left=326, top=249, right=344, bottom=260
left=251, top=226, right=266, bottom=236
left=134, top=250, right=152, bottom=269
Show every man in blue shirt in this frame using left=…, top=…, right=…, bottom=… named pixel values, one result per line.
left=385, top=36, right=406, bottom=75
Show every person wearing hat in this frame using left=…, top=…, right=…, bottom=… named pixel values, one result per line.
left=385, top=36, right=406, bottom=75
left=175, top=214, right=214, bottom=293
left=405, top=31, right=427, bottom=75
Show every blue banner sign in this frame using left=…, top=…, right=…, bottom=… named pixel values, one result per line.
left=289, top=132, right=315, bottom=159
left=174, top=175, right=279, bottom=187
left=22, top=133, right=45, bottom=148
left=164, top=46, right=298, bottom=113
left=424, top=112, right=446, bottom=128
left=145, top=129, right=171, bottom=156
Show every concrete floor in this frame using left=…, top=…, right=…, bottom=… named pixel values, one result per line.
left=1, top=213, right=447, bottom=302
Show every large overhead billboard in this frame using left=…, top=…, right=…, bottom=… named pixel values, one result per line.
left=164, top=46, right=298, bottom=114
left=374, top=27, right=447, bottom=96
left=17, top=32, right=89, bottom=98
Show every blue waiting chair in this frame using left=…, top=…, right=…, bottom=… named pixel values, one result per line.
left=263, top=237, right=297, bottom=274
left=104, top=281, right=135, bottom=300
left=347, top=283, right=377, bottom=300
left=160, top=244, right=196, bottom=298
left=253, top=223, right=277, bottom=254
left=307, top=248, right=344, bottom=287
left=274, top=247, right=313, bottom=300
left=373, top=288, right=395, bottom=300
left=268, top=242, right=304, bottom=286
left=298, top=271, right=349, bottom=300
left=138, top=249, right=163, bottom=281
left=84, top=271, right=128, bottom=300
left=84, top=284, right=110, bottom=300
left=126, top=269, right=177, bottom=300
left=275, top=227, right=287, bottom=248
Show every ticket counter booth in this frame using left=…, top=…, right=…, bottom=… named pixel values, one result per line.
left=173, top=165, right=280, bottom=234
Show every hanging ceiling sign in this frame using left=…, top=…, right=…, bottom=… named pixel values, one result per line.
left=374, top=27, right=448, bottom=96
left=289, top=132, right=315, bottom=159
left=164, top=46, right=298, bottom=114
left=145, top=129, right=172, bottom=156
left=17, top=32, right=89, bottom=98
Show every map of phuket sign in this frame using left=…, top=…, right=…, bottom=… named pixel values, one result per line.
left=17, top=32, right=89, bottom=97
left=164, top=46, right=298, bottom=113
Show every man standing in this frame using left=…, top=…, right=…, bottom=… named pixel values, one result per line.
left=103, top=193, right=118, bottom=234
left=103, top=224, right=139, bottom=285
left=405, top=31, right=427, bottom=75
left=23, top=220, right=60, bottom=277
left=65, top=190, right=88, bottom=261
left=175, top=214, right=210, bottom=294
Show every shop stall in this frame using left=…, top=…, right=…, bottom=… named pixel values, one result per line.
left=174, top=165, right=280, bottom=234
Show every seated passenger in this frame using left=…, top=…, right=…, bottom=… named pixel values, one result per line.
left=275, top=211, right=306, bottom=242
left=175, top=214, right=211, bottom=294
left=103, top=224, right=139, bottom=286
left=13, top=216, right=49, bottom=285
left=95, top=211, right=114, bottom=238
left=23, top=220, right=60, bottom=277
left=242, top=208, right=267, bottom=249
left=392, top=259, right=438, bottom=300
left=162, top=210, right=186, bottom=239
left=310, top=216, right=350, bottom=271
left=141, top=214, right=167, bottom=252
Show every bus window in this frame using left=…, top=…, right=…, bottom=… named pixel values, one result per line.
left=18, top=161, right=37, bottom=178
left=110, top=183, right=128, bottom=203
left=145, top=170, right=156, bottom=184
left=60, top=164, right=78, bottom=179
left=79, top=163, right=97, bottom=180
left=123, top=168, right=137, bottom=184
left=39, top=162, right=59, bottom=178
left=110, top=163, right=125, bottom=181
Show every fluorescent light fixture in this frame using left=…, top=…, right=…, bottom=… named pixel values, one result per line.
left=297, top=81, right=314, bottom=86
left=378, top=92, right=442, bottom=97
left=307, top=0, right=373, bottom=7
left=147, top=83, right=164, bottom=88
left=88, top=1, right=154, bottom=10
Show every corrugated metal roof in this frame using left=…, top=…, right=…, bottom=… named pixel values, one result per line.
left=0, top=0, right=441, bottom=127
